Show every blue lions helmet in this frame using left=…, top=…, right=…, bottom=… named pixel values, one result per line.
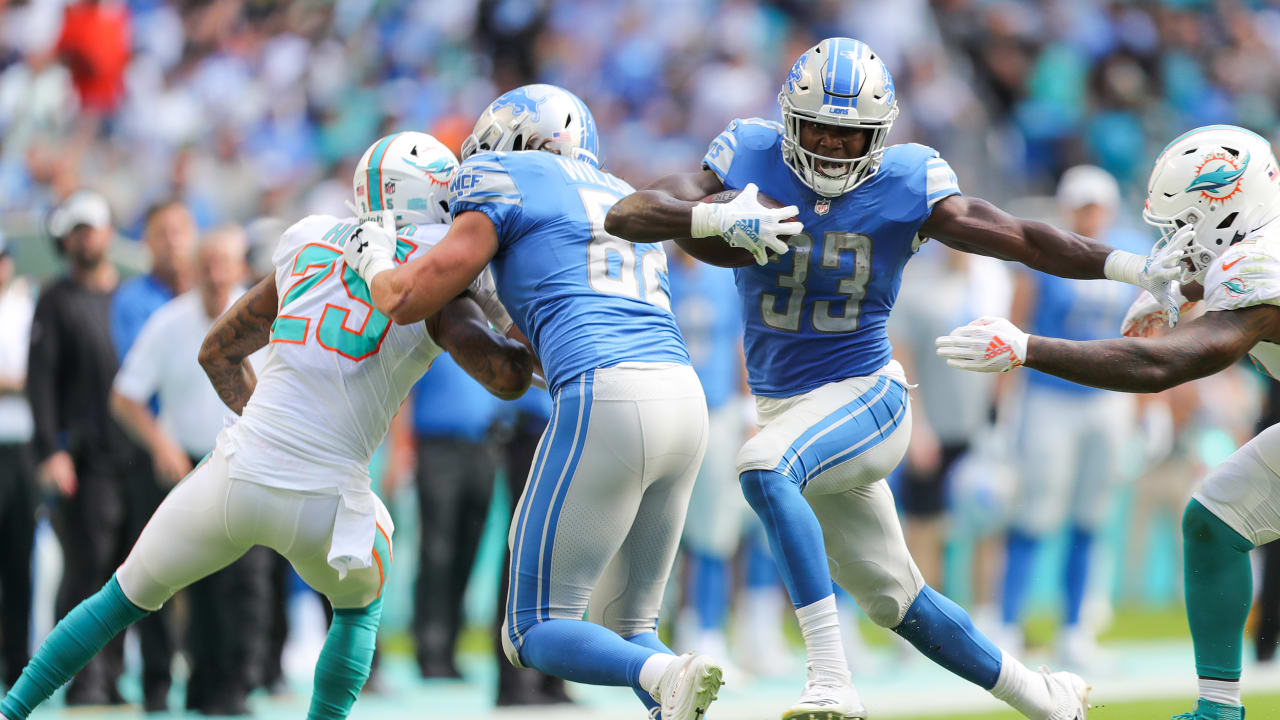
left=778, top=38, right=899, bottom=197
left=461, top=84, right=601, bottom=167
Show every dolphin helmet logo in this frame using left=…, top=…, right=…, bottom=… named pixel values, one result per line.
left=405, top=157, right=457, bottom=187
left=1187, top=151, right=1249, bottom=203
left=491, top=87, right=547, bottom=122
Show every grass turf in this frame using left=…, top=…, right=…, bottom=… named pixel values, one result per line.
left=888, top=693, right=1279, bottom=719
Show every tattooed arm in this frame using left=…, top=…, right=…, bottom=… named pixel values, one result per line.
left=426, top=295, right=534, bottom=401
left=199, top=276, right=277, bottom=414
left=1025, top=304, right=1280, bottom=393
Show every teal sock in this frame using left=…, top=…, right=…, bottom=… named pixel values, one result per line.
left=0, top=575, right=147, bottom=720
left=1183, top=499, right=1254, bottom=681
left=307, top=596, right=383, bottom=720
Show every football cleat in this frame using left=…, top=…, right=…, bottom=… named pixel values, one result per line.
left=781, top=670, right=867, bottom=720
left=1172, top=699, right=1245, bottom=720
left=1042, top=667, right=1091, bottom=720
left=650, top=652, right=724, bottom=720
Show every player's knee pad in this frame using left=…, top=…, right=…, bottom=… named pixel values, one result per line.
left=1183, top=498, right=1254, bottom=553
left=836, top=561, right=921, bottom=628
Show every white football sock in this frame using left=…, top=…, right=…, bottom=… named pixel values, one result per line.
left=990, top=651, right=1054, bottom=719
left=639, top=652, right=679, bottom=696
left=1199, top=677, right=1242, bottom=707
left=795, top=595, right=849, bottom=682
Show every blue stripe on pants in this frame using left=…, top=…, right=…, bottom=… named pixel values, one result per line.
left=507, top=371, right=596, bottom=656
left=772, top=377, right=908, bottom=490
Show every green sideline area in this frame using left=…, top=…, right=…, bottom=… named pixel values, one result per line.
left=894, top=694, right=1280, bottom=720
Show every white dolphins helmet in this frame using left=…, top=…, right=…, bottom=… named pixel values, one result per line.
left=353, top=131, right=459, bottom=227
left=1144, top=125, right=1280, bottom=283
left=460, top=84, right=601, bottom=167
left=778, top=37, right=899, bottom=197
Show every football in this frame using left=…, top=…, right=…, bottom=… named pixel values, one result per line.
left=672, top=189, right=797, bottom=267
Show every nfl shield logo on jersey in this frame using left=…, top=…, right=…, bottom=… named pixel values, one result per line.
left=815, top=198, right=831, bottom=215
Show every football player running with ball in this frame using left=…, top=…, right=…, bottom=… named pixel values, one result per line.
left=938, top=126, right=1280, bottom=720
left=0, top=132, right=533, bottom=720
left=346, top=85, right=723, bottom=720
left=605, top=37, right=1178, bottom=720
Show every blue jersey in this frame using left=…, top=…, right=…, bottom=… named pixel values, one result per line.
left=669, top=260, right=742, bottom=410
left=449, top=151, right=690, bottom=392
left=703, top=118, right=961, bottom=397
left=1025, top=228, right=1146, bottom=394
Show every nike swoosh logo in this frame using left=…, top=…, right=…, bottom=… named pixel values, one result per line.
left=1223, top=256, right=1244, bottom=271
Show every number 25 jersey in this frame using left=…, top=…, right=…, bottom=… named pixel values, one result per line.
left=449, top=150, right=690, bottom=392
left=704, top=118, right=961, bottom=398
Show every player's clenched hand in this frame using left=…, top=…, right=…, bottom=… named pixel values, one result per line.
left=39, top=450, right=77, bottom=497
left=935, top=316, right=1029, bottom=373
left=690, top=183, right=802, bottom=265
left=344, top=209, right=397, bottom=284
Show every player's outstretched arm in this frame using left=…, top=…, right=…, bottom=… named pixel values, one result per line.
left=428, top=295, right=534, bottom=401
left=938, top=305, right=1280, bottom=393
left=604, top=169, right=725, bottom=241
left=199, top=275, right=277, bottom=414
left=365, top=212, right=499, bottom=325
left=920, top=195, right=1113, bottom=279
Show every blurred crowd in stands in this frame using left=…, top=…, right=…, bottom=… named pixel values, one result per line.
left=3, top=0, right=1280, bottom=710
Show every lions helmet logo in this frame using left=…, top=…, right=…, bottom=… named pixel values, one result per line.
left=1186, top=151, right=1249, bottom=204
left=491, top=87, right=547, bottom=122
left=786, top=53, right=808, bottom=93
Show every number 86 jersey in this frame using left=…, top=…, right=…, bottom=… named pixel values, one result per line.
left=703, top=118, right=961, bottom=397
left=449, top=150, right=690, bottom=393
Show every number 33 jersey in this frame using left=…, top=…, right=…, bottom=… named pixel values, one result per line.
left=226, top=217, right=450, bottom=491
left=449, top=150, right=690, bottom=392
left=703, top=118, right=961, bottom=397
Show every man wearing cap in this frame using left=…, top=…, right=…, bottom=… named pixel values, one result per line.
left=994, top=165, right=1146, bottom=668
left=28, top=189, right=132, bottom=705
left=0, top=232, right=37, bottom=688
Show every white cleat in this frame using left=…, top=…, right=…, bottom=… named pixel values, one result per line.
left=1042, top=668, right=1091, bottom=720
left=651, top=652, right=724, bottom=720
left=781, top=673, right=868, bottom=720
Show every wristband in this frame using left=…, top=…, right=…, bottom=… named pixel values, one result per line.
left=690, top=203, right=719, bottom=239
left=1103, top=249, right=1144, bottom=286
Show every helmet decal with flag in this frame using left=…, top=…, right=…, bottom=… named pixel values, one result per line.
left=353, top=131, right=459, bottom=228
left=778, top=37, right=899, bottom=197
left=1143, top=124, right=1280, bottom=283
left=460, top=84, right=600, bottom=167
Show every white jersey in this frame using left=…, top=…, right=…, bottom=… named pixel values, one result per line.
left=224, top=215, right=452, bottom=492
left=1202, top=224, right=1280, bottom=378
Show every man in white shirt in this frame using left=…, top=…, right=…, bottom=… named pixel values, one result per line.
left=0, top=232, right=36, bottom=688
left=110, top=226, right=270, bottom=714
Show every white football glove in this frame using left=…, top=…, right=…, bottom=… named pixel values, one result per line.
left=344, top=209, right=397, bottom=285
left=690, top=183, right=802, bottom=265
left=935, top=316, right=1029, bottom=373
left=1104, top=237, right=1185, bottom=328
left=1120, top=281, right=1194, bottom=338
left=469, top=267, right=514, bottom=335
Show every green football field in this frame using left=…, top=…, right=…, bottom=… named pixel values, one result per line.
left=894, top=693, right=1280, bottom=719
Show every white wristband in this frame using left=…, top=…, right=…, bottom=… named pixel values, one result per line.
left=1104, top=249, right=1144, bottom=286
left=362, top=255, right=395, bottom=283
left=690, top=203, right=719, bottom=239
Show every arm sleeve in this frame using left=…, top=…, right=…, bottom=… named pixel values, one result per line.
left=112, top=311, right=164, bottom=403
left=924, top=153, right=961, bottom=209
left=701, top=120, right=743, bottom=184
left=1203, top=248, right=1280, bottom=312
left=448, top=154, right=525, bottom=247
left=25, top=291, right=61, bottom=460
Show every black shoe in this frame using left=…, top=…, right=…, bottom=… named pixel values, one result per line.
left=144, top=686, right=170, bottom=713
left=194, top=698, right=251, bottom=716
left=538, top=683, right=574, bottom=705
left=65, top=683, right=112, bottom=707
